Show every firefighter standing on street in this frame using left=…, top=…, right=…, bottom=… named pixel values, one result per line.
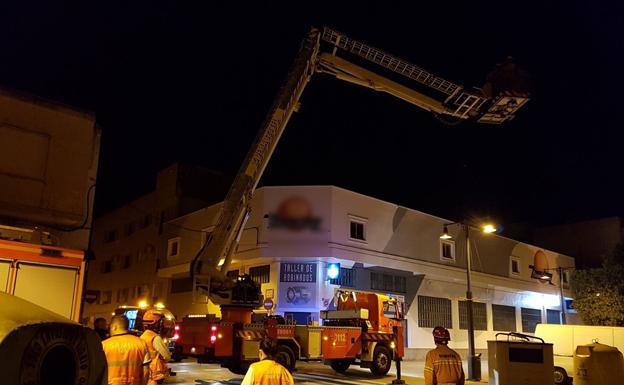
left=424, top=326, right=465, bottom=385
left=102, top=315, right=151, bottom=385
left=141, top=309, right=172, bottom=385
left=241, top=338, right=294, bottom=385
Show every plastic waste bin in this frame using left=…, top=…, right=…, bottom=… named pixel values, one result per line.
left=487, top=332, right=554, bottom=385
left=574, top=342, right=624, bottom=385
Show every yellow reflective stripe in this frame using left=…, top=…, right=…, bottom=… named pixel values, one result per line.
left=424, top=366, right=434, bottom=372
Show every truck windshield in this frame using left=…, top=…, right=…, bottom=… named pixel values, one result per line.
left=383, top=302, right=397, bottom=318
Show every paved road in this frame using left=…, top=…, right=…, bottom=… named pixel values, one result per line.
left=167, top=360, right=487, bottom=385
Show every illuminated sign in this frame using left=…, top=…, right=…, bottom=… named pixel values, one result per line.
left=327, top=263, right=340, bottom=280
left=280, top=263, right=317, bottom=283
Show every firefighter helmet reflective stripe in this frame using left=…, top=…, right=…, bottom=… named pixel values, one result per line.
left=432, top=326, right=451, bottom=342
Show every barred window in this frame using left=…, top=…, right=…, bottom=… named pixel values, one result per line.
left=170, top=277, right=193, bottom=294
left=371, top=272, right=406, bottom=293
left=418, top=295, right=452, bottom=328
left=521, top=308, right=542, bottom=333
left=493, top=304, right=517, bottom=332
left=330, top=268, right=355, bottom=287
left=102, top=259, right=113, bottom=273
left=547, top=309, right=561, bottom=324
left=459, top=301, right=488, bottom=330
left=249, top=265, right=270, bottom=284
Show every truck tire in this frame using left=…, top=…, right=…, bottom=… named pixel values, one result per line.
left=276, top=344, right=296, bottom=372
left=554, top=366, right=570, bottom=385
left=330, top=359, right=352, bottom=373
left=370, top=345, right=392, bottom=376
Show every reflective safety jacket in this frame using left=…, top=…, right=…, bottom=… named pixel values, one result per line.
left=241, top=359, right=294, bottom=385
left=102, top=333, right=151, bottom=385
left=140, top=329, right=169, bottom=385
left=424, top=344, right=465, bottom=385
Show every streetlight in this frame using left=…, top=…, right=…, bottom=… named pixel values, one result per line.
left=529, top=265, right=574, bottom=324
left=440, top=221, right=498, bottom=381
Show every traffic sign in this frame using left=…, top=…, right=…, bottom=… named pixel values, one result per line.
left=263, top=298, right=274, bottom=310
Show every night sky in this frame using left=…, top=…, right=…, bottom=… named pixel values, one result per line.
left=2, top=1, right=623, bottom=234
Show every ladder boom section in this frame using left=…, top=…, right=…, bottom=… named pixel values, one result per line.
left=318, top=53, right=449, bottom=116
left=191, top=28, right=321, bottom=305
left=322, top=27, right=461, bottom=96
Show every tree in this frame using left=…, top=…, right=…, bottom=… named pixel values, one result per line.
left=570, top=243, right=624, bottom=326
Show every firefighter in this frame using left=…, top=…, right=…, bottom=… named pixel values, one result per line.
left=241, top=338, right=294, bottom=385
left=141, top=309, right=172, bottom=385
left=102, top=315, right=151, bottom=385
left=424, top=326, right=465, bottom=385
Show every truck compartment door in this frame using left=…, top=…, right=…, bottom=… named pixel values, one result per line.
left=13, top=263, right=78, bottom=319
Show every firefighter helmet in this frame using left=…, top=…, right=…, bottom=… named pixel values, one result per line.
left=143, top=309, right=165, bottom=329
left=433, top=326, right=451, bottom=343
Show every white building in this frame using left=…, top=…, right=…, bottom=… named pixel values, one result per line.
left=158, top=186, right=577, bottom=358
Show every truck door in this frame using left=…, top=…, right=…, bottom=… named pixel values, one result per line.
left=0, top=259, right=10, bottom=292
left=13, top=262, right=78, bottom=319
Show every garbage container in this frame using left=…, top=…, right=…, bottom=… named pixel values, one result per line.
left=574, top=342, right=624, bottom=385
left=487, top=332, right=554, bottom=385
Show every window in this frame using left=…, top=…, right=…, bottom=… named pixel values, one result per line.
left=170, top=277, right=193, bottom=294
left=102, top=259, right=113, bottom=273
left=562, top=271, right=569, bottom=284
left=330, top=268, right=355, bottom=287
left=459, top=301, right=488, bottom=330
left=249, top=265, right=271, bottom=284
left=226, top=270, right=240, bottom=279
left=142, top=214, right=152, bottom=229
left=124, top=222, right=136, bottom=237
left=547, top=309, right=561, bottom=324
left=521, top=308, right=542, bottom=333
left=101, top=290, right=112, bottom=304
left=371, top=272, right=406, bottom=293
left=418, top=295, right=452, bottom=328
left=440, top=239, right=455, bottom=261
left=104, top=229, right=118, bottom=243
left=510, top=257, right=520, bottom=276
left=349, top=218, right=366, bottom=241
left=122, top=255, right=131, bottom=269
left=493, top=304, right=517, bottom=332
left=167, top=237, right=181, bottom=259
left=117, top=288, right=129, bottom=304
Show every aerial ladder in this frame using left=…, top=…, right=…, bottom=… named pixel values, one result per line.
left=191, top=27, right=529, bottom=314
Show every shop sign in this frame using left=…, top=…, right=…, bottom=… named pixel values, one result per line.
left=280, top=263, right=317, bottom=283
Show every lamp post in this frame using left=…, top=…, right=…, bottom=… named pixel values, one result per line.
left=529, top=265, right=574, bottom=324
left=441, top=221, right=497, bottom=381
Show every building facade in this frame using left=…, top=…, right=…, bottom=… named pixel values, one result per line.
left=158, top=186, right=578, bottom=357
left=82, top=163, right=228, bottom=324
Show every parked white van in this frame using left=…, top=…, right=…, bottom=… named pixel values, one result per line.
left=535, top=323, right=624, bottom=384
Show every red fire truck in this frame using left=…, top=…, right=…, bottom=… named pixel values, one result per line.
left=175, top=288, right=404, bottom=375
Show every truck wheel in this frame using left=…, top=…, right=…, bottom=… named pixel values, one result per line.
left=330, top=359, right=352, bottom=373
left=370, top=345, right=392, bottom=376
left=554, top=366, right=570, bottom=385
left=276, top=345, right=296, bottom=372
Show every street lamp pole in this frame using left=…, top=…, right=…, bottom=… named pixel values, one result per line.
left=557, top=267, right=567, bottom=324
left=464, top=223, right=479, bottom=381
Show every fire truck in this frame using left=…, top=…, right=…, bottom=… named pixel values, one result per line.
left=175, top=288, right=404, bottom=375
left=185, top=26, right=529, bottom=374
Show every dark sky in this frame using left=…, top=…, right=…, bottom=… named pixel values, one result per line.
left=1, top=1, right=623, bottom=232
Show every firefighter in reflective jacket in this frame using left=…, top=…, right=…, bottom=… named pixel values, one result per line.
left=242, top=338, right=294, bottom=385
left=141, top=310, right=172, bottom=385
left=424, top=326, right=465, bottom=385
left=102, top=315, right=151, bottom=385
